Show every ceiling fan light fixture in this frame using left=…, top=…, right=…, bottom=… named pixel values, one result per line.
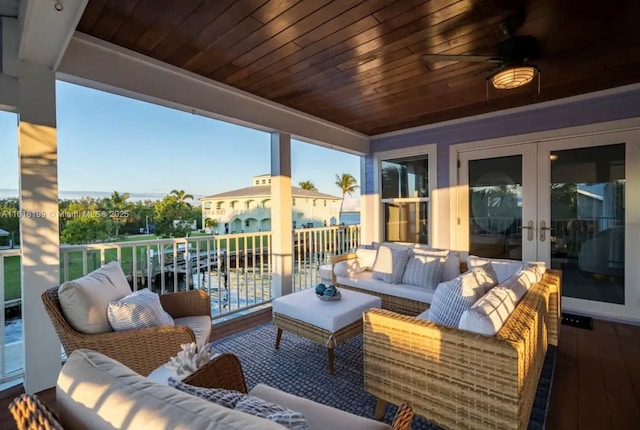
left=491, top=65, right=538, bottom=89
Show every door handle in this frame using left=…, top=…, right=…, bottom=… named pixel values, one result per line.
left=519, top=220, right=534, bottom=241
left=539, top=220, right=553, bottom=242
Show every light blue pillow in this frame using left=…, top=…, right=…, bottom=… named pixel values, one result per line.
left=372, top=246, right=411, bottom=284
left=427, top=271, right=489, bottom=327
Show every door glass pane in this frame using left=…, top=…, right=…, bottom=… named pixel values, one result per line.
left=384, top=202, right=428, bottom=244
left=550, top=144, right=625, bottom=304
left=469, top=156, right=523, bottom=259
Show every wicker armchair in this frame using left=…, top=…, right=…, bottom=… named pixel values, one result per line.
left=42, top=287, right=211, bottom=376
left=9, top=394, right=63, bottom=430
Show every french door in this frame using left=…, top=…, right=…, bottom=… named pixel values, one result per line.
left=457, top=129, right=640, bottom=321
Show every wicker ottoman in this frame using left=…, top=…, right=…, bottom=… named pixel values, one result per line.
left=272, top=288, right=381, bottom=374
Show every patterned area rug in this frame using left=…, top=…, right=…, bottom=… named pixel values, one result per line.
left=213, top=323, right=556, bottom=429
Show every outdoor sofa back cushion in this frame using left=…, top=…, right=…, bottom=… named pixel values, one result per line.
left=428, top=270, right=496, bottom=328
left=58, top=261, right=132, bottom=334
left=371, top=246, right=411, bottom=284
left=467, top=255, right=524, bottom=284
left=355, top=248, right=378, bottom=270
left=401, top=249, right=446, bottom=289
left=57, top=349, right=281, bottom=430
left=107, top=288, right=174, bottom=331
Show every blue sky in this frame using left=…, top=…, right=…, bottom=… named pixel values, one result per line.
left=0, top=81, right=360, bottom=205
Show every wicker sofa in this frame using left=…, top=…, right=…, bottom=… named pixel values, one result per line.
left=362, top=269, right=562, bottom=430
left=331, top=243, right=463, bottom=316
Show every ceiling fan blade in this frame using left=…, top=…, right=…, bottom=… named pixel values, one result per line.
left=422, top=54, right=502, bottom=63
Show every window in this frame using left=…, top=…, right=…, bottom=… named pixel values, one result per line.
left=245, top=220, right=250, bottom=227
left=292, top=198, right=296, bottom=206
left=262, top=179, right=266, bottom=184
left=293, top=221, right=297, bottom=228
left=255, top=180, right=259, bottom=185
left=380, top=155, right=430, bottom=244
left=204, top=202, right=211, bottom=210
left=324, top=200, right=327, bottom=207
left=216, top=201, right=223, bottom=209
left=268, top=179, right=271, bottom=184
left=313, top=199, right=317, bottom=207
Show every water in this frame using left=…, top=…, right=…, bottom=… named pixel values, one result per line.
left=340, top=212, right=360, bottom=225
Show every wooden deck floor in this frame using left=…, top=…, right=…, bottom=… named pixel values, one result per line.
left=1, top=316, right=639, bottom=429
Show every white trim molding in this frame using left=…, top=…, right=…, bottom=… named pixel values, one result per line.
left=58, top=33, right=370, bottom=155
left=372, top=83, right=640, bottom=140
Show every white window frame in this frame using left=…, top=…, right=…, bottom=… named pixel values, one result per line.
left=373, top=144, right=437, bottom=245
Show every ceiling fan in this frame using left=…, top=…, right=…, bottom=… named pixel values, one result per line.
left=422, top=18, right=540, bottom=90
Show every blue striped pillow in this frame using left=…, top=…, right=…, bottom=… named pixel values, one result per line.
left=107, top=289, right=174, bottom=331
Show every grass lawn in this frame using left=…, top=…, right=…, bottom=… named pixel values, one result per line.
left=2, top=234, right=267, bottom=301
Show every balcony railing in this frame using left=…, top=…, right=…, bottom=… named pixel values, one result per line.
left=0, top=225, right=359, bottom=384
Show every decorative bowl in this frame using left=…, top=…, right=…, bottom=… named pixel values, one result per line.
left=316, top=290, right=341, bottom=301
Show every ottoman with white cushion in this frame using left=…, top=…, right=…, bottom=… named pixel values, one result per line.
left=272, top=288, right=381, bottom=374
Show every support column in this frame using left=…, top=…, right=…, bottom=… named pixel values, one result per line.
left=270, top=132, right=293, bottom=298
left=18, top=62, right=61, bottom=393
left=360, top=155, right=379, bottom=245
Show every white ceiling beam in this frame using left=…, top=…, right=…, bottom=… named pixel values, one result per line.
left=57, top=33, right=370, bottom=155
left=18, top=0, right=88, bottom=69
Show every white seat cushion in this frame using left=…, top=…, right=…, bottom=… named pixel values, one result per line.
left=416, top=309, right=430, bottom=320
left=467, top=256, right=524, bottom=284
left=271, top=288, right=380, bottom=332
left=250, top=384, right=390, bottom=430
left=503, top=267, right=539, bottom=300
left=175, top=316, right=212, bottom=346
left=58, top=261, right=133, bottom=334
left=337, top=272, right=436, bottom=304
left=57, top=349, right=281, bottom=430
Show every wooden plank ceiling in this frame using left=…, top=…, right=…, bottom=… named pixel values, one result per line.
left=77, top=0, right=640, bottom=135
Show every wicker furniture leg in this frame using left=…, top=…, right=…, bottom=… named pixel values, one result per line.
left=375, top=398, right=387, bottom=420
left=273, top=313, right=362, bottom=375
left=327, top=347, right=334, bottom=374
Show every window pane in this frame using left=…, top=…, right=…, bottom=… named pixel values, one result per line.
left=381, top=156, right=429, bottom=199
left=384, top=202, right=428, bottom=244
left=550, top=143, right=625, bottom=304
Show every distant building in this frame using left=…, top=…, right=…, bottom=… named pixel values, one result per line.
left=201, top=175, right=341, bottom=234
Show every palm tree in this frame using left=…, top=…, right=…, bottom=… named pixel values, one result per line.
left=103, top=191, right=131, bottom=237
left=169, top=189, right=194, bottom=205
left=204, top=217, right=218, bottom=233
left=298, top=180, right=318, bottom=191
left=335, top=173, right=359, bottom=224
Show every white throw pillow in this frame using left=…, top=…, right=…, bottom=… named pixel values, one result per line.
left=355, top=248, right=377, bottom=270
left=441, top=252, right=461, bottom=282
left=333, top=259, right=363, bottom=278
left=505, top=267, right=539, bottom=300
left=401, top=251, right=445, bottom=289
left=467, top=256, right=524, bottom=284
left=371, top=246, right=411, bottom=284
left=459, top=286, right=519, bottom=336
left=427, top=271, right=490, bottom=328
left=107, top=289, right=174, bottom=331
left=58, top=261, right=133, bottom=334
